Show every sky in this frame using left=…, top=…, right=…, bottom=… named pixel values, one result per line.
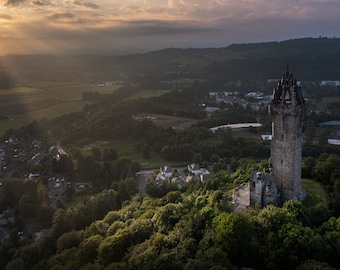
left=0, top=0, right=340, bottom=55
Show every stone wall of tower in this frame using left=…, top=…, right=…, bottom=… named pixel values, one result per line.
left=270, top=103, right=305, bottom=201
left=248, top=68, right=307, bottom=208
left=249, top=170, right=279, bottom=208
left=268, top=68, right=306, bottom=202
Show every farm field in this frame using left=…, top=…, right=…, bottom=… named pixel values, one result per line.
left=124, top=89, right=171, bottom=101
left=320, top=96, right=340, bottom=107
left=80, top=139, right=173, bottom=168
left=0, top=83, right=169, bottom=135
left=133, top=113, right=198, bottom=129
left=0, top=82, right=119, bottom=134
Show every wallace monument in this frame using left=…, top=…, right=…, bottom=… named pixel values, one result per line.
left=249, top=68, right=307, bottom=208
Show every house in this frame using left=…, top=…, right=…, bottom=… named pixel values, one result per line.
left=317, top=121, right=340, bottom=139
left=160, top=166, right=173, bottom=179
left=199, top=169, right=212, bottom=183
left=171, top=177, right=183, bottom=189
left=28, top=173, right=40, bottom=180
left=187, top=163, right=212, bottom=182
left=0, top=228, right=10, bottom=244
left=261, top=135, right=272, bottom=140
left=320, top=80, right=340, bottom=87
left=187, top=163, right=201, bottom=175
left=210, top=123, right=262, bottom=133
left=28, top=152, right=45, bottom=165
left=34, top=229, right=48, bottom=241
left=0, top=208, right=15, bottom=227
left=200, top=170, right=212, bottom=183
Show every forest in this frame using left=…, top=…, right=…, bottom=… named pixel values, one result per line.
left=2, top=37, right=340, bottom=88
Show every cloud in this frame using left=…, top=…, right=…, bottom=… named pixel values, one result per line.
left=1, top=0, right=50, bottom=6
left=74, top=0, right=100, bottom=9
left=46, top=12, right=75, bottom=21
left=32, top=0, right=48, bottom=6
left=0, top=13, right=12, bottom=20
left=116, top=19, right=212, bottom=36
left=2, top=0, right=27, bottom=5
left=1, top=0, right=340, bottom=55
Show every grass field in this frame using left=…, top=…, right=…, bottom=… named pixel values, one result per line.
left=232, top=129, right=262, bottom=139
left=301, top=178, right=328, bottom=208
left=0, top=82, right=169, bottom=135
left=124, top=90, right=171, bottom=101
left=80, top=139, right=181, bottom=168
left=320, top=96, right=340, bottom=107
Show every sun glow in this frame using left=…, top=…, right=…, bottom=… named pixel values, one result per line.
left=0, top=0, right=339, bottom=55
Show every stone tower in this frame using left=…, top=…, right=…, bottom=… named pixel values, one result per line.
left=268, top=67, right=306, bottom=201
left=249, top=68, right=306, bottom=208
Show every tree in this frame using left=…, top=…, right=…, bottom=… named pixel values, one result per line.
left=192, top=152, right=202, bottom=164
left=318, top=130, right=328, bottom=145
left=296, top=260, right=336, bottom=270
left=79, top=234, right=104, bottom=264
left=5, top=258, right=25, bottom=270
left=263, top=223, right=327, bottom=270
left=141, top=144, right=151, bottom=159
left=77, top=155, right=99, bottom=182
left=319, top=216, right=340, bottom=269
left=37, top=206, right=55, bottom=226
left=304, top=126, right=315, bottom=145
left=117, top=180, right=129, bottom=205
left=213, top=212, right=254, bottom=265
left=301, top=156, right=315, bottom=178
left=102, top=148, right=118, bottom=161
left=91, top=147, right=102, bottom=161
left=56, top=230, right=83, bottom=253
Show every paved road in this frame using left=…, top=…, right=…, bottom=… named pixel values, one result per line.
left=136, top=170, right=154, bottom=192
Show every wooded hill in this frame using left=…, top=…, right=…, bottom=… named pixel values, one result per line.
left=1, top=37, right=340, bottom=89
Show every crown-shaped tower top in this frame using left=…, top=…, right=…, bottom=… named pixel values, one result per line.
left=270, top=67, right=305, bottom=106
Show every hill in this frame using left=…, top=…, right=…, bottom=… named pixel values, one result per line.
left=1, top=37, right=340, bottom=88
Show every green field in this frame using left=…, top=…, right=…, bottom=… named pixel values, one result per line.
left=0, top=83, right=169, bottom=135
left=124, top=90, right=171, bottom=101
left=80, top=139, right=181, bottom=168
left=302, top=178, right=328, bottom=208
left=320, top=96, right=340, bottom=107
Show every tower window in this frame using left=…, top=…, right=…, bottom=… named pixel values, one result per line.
left=281, top=134, right=284, bottom=140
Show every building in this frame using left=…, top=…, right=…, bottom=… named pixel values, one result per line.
left=317, top=121, right=340, bottom=140
left=250, top=68, right=307, bottom=208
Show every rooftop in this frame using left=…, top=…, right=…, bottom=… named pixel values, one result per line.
left=319, top=121, right=340, bottom=126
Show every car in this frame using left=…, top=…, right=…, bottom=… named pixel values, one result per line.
left=241, top=182, right=246, bottom=187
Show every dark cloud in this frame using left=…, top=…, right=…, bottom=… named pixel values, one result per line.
left=3, top=0, right=27, bottom=5
left=0, top=13, right=12, bottom=20
left=74, top=0, right=100, bottom=9
left=32, top=0, right=47, bottom=6
left=2, top=0, right=50, bottom=6
left=115, top=20, right=213, bottom=36
left=46, top=12, right=75, bottom=21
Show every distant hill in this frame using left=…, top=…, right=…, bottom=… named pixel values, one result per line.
left=1, top=37, right=340, bottom=86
